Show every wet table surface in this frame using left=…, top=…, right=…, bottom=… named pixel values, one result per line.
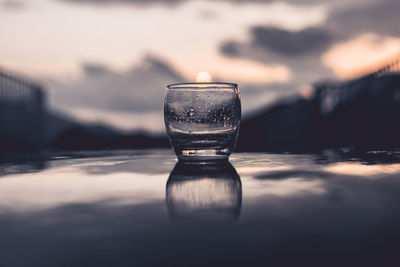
left=1, top=149, right=400, bottom=267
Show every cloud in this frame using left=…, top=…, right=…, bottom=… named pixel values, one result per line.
left=220, top=25, right=335, bottom=61
left=219, top=0, right=400, bottom=84
left=202, top=56, right=291, bottom=84
left=45, top=55, right=184, bottom=131
left=220, top=41, right=241, bottom=57
left=322, top=34, right=400, bottom=78
left=328, top=0, right=400, bottom=38
left=2, top=0, right=25, bottom=10
left=59, top=0, right=183, bottom=6
left=48, top=55, right=184, bottom=113
left=220, top=25, right=336, bottom=85
left=250, top=26, right=333, bottom=56
left=58, top=0, right=355, bottom=7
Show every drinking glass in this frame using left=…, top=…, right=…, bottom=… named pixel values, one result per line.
left=164, top=82, right=241, bottom=161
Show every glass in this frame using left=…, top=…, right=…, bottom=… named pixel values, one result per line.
left=164, top=82, right=241, bottom=161
left=166, top=161, right=242, bottom=221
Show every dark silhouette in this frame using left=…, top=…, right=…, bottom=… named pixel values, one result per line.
left=237, top=72, right=400, bottom=152
left=0, top=70, right=44, bottom=152
left=0, top=68, right=169, bottom=153
left=52, top=126, right=169, bottom=151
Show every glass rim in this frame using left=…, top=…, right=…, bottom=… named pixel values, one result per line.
left=167, top=82, right=237, bottom=89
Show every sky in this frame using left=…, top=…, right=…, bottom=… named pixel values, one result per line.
left=1, top=0, right=399, bottom=132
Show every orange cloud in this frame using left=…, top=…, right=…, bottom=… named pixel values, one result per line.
left=177, top=56, right=291, bottom=83
left=322, top=34, right=400, bottom=78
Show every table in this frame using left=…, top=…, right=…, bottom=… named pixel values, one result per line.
left=1, top=149, right=399, bottom=266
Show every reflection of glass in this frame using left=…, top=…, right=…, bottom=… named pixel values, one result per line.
left=166, top=161, right=242, bottom=221
left=164, top=82, right=241, bottom=161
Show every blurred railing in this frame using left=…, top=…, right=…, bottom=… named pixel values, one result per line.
left=356, top=54, right=400, bottom=78
left=316, top=53, right=400, bottom=115
left=373, top=59, right=400, bottom=76
left=0, top=69, right=43, bottom=109
left=0, top=68, right=45, bottom=151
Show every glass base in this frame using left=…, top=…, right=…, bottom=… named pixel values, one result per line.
left=175, top=147, right=232, bottom=162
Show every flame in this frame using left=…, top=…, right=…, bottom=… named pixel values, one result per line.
left=196, top=72, right=211, bottom=83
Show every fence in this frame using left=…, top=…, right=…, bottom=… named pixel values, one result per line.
left=0, top=68, right=45, bottom=151
left=355, top=54, right=400, bottom=78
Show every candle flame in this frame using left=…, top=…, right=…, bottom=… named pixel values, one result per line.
left=196, top=72, right=211, bottom=83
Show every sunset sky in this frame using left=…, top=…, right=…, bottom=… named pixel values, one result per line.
left=1, top=0, right=399, bottom=132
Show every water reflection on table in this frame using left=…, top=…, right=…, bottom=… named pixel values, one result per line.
left=166, top=161, right=241, bottom=221
left=0, top=149, right=400, bottom=266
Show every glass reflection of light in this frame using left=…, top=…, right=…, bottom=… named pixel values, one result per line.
left=166, top=161, right=242, bottom=221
